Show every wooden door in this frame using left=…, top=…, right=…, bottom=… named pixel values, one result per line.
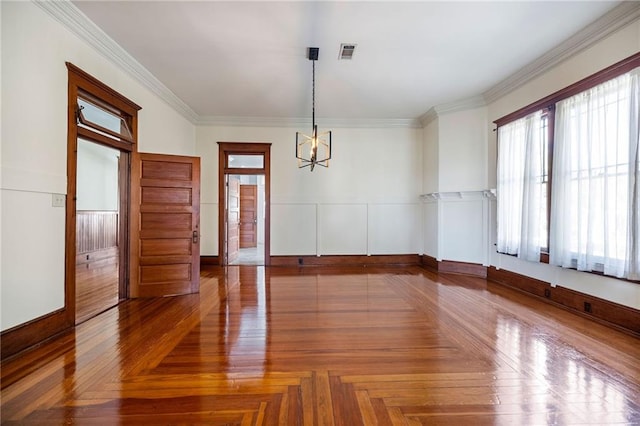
left=130, top=153, right=200, bottom=297
left=227, top=176, right=240, bottom=264
left=239, top=184, right=258, bottom=248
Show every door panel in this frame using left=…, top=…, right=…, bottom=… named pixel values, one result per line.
left=141, top=213, right=192, bottom=230
left=239, top=184, right=258, bottom=248
left=141, top=239, right=191, bottom=256
left=227, top=177, right=240, bottom=264
left=131, top=153, right=200, bottom=297
left=142, top=187, right=192, bottom=204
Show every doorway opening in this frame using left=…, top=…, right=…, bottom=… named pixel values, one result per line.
left=67, top=63, right=140, bottom=326
left=227, top=174, right=266, bottom=265
left=218, top=143, right=271, bottom=266
left=75, top=139, right=124, bottom=323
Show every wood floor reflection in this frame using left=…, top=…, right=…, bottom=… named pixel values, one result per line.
left=2, top=266, right=639, bottom=424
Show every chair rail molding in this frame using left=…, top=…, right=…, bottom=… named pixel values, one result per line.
left=420, top=189, right=496, bottom=202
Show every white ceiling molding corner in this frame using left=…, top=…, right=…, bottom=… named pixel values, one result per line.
left=196, top=116, right=421, bottom=129
left=418, top=96, right=486, bottom=128
left=483, top=1, right=640, bottom=103
left=33, top=0, right=199, bottom=123
left=419, top=108, right=438, bottom=128
left=433, top=96, right=487, bottom=116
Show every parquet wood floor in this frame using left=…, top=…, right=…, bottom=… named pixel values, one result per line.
left=2, top=265, right=639, bottom=425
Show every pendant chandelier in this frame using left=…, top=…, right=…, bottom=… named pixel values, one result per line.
left=296, top=47, right=332, bottom=171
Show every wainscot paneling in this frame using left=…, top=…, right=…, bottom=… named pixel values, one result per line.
left=420, top=190, right=495, bottom=266
left=318, top=204, right=368, bottom=255
left=270, top=204, right=317, bottom=256
left=367, top=204, right=420, bottom=255
left=76, top=211, right=118, bottom=253
left=199, top=203, right=218, bottom=256
left=271, top=254, right=420, bottom=267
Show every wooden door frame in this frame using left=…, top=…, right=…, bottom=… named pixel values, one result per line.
left=217, top=142, right=271, bottom=266
left=67, top=64, right=140, bottom=322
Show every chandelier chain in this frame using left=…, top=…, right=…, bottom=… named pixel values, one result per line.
left=312, top=59, right=315, bottom=129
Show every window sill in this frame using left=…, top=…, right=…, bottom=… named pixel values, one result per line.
left=495, top=250, right=639, bottom=285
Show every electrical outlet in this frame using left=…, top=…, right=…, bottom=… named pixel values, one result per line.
left=52, top=193, right=65, bottom=207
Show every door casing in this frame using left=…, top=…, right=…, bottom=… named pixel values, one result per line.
left=66, top=63, right=140, bottom=327
left=217, top=142, right=271, bottom=266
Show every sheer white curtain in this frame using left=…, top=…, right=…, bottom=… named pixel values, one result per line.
left=497, top=111, right=544, bottom=261
left=551, top=67, right=640, bottom=279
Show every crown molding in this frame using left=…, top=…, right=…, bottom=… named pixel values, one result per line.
left=483, top=2, right=640, bottom=103
left=418, top=95, right=486, bottom=127
left=419, top=108, right=438, bottom=127
left=196, top=115, right=421, bottom=129
left=434, top=95, right=487, bottom=115
left=33, top=0, right=199, bottom=123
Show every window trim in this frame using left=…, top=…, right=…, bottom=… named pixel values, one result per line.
left=495, top=52, right=640, bottom=127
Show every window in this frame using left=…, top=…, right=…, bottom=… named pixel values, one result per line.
left=228, top=154, right=264, bottom=169
left=496, top=110, right=547, bottom=261
left=551, top=68, right=639, bottom=279
left=77, top=96, right=133, bottom=143
left=495, top=52, right=640, bottom=281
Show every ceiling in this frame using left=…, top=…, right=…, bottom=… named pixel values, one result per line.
left=72, top=1, right=621, bottom=122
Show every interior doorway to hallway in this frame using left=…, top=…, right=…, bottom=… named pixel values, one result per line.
left=226, top=174, right=265, bottom=265
left=217, top=142, right=271, bottom=266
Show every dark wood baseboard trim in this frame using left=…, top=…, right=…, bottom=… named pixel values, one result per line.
left=200, top=256, right=219, bottom=266
left=488, top=267, right=640, bottom=336
left=270, top=254, right=420, bottom=267
left=439, top=260, right=487, bottom=278
left=420, top=255, right=439, bottom=271
left=421, top=255, right=487, bottom=278
left=1, top=309, right=72, bottom=360
left=76, top=246, right=118, bottom=266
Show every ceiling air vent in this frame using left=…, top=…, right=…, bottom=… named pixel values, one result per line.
left=339, top=43, right=357, bottom=60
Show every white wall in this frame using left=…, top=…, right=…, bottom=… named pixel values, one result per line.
left=486, top=18, right=640, bottom=309
left=1, top=2, right=196, bottom=331
left=422, top=118, right=439, bottom=258
left=438, top=107, right=488, bottom=192
left=76, top=140, right=119, bottom=211
left=196, top=125, right=423, bottom=257
left=421, top=107, right=490, bottom=264
left=422, top=118, right=439, bottom=194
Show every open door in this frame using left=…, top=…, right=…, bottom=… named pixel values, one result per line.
left=130, top=153, right=200, bottom=297
left=240, top=184, right=258, bottom=248
left=227, top=176, right=240, bottom=264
